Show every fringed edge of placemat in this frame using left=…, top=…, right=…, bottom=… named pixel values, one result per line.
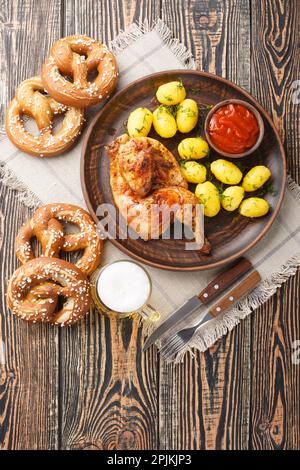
left=0, top=160, right=300, bottom=354
left=0, top=18, right=299, bottom=357
left=166, top=176, right=300, bottom=361
left=0, top=163, right=40, bottom=209
left=109, top=19, right=197, bottom=70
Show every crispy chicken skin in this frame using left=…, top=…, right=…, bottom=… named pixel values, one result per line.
left=117, top=138, right=154, bottom=197
left=107, top=134, right=210, bottom=252
left=110, top=135, right=188, bottom=192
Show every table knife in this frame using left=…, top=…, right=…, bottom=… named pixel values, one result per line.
left=160, top=269, right=262, bottom=360
left=143, top=257, right=252, bottom=351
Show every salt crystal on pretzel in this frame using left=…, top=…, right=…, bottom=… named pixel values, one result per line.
left=41, top=35, right=118, bottom=108
left=5, top=76, right=84, bottom=158
left=15, top=203, right=103, bottom=276
left=7, top=258, right=91, bottom=326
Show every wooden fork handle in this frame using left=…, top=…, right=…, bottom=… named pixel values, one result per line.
left=198, top=257, right=252, bottom=304
left=209, top=270, right=261, bottom=317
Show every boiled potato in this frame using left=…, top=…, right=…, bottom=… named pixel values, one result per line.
left=211, top=159, right=243, bottom=185
left=242, top=165, right=271, bottom=192
left=178, top=137, right=209, bottom=160
left=153, top=106, right=177, bottom=138
left=176, top=99, right=198, bottom=133
left=195, top=181, right=220, bottom=217
left=180, top=161, right=207, bottom=184
left=221, top=186, right=245, bottom=212
left=127, top=107, right=153, bottom=137
left=156, top=81, right=186, bottom=105
left=239, top=197, right=270, bottom=218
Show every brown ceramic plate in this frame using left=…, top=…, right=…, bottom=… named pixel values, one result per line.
left=81, top=70, right=286, bottom=271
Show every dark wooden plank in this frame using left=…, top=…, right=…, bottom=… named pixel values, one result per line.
left=0, top=0, right=62, bottom=450
left=251, top=0, right=300, bottom=182
left=0, top=185, right=59, bottom=450
left=1, top=0, right=298, bottom=451
left=0, top=0, right=63, bottom=129
left=159, top=0, right=252, bottom=450
left=59, top=315, right=158, bottom=450
left=64, top=0, right=159, bottom=40
left=61, top=0, right=160, bottom=450
left=250, top=0, right=300, bottom=450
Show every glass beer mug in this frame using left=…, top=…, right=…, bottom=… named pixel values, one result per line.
left=90, top=260, right=160, bottom=321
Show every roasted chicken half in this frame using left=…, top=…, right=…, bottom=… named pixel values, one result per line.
left=107, top=134, right=210, bottom=252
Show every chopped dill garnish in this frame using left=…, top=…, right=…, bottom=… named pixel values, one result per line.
left=214, top=182, right=226, bottom=198
left=158, top=104, right=178, bottom=117
left=234, top=161, right=250, bottom=172
left=256, top=181, right=277, bottom=197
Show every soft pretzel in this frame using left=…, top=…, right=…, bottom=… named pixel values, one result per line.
left=7, top=258, right=91, bottom=325
left=5, top=76, right=84, bottom=157
left=41, top=35, right=118, bottom=108
left=16, top=203, right=102, bottom=276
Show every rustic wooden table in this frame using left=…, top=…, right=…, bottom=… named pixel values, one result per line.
left=0, top=0, right=299, bottom=450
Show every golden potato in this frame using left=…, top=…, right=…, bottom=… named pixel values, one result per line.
left=242, top=165, right=271, bottom=192
left=221, top=186, right=245, bottom=212
left=178, top=137, right=209, bottom=160
left=239, top=197, right=270, bottom=218
left=156, top=81, right=186, bottom=105
left=153, top=106, right=177, bottom=138
left=180, top=161, right=207, bottom=184
left=195, top=181, right=220, bottom=217
left=176, top=99, right=198, bottom=133
left=127, top=107, right=153, bottom=137
left=211, top=159, right=243, bottom=185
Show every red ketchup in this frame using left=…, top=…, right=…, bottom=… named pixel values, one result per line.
left=208, top=103, right=259, bottom=154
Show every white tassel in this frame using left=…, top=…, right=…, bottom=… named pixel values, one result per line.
left=0, top=164, right=40, bottom=208
left=287, top=175, right=300, bottom=200
left=162, top=175, right=300, bottom=361
left=110, top=19, right=196, bottom=69
left=0, top=22, right=299, bottom=360
left=171, top=251, right=300, bottom=362
left=109, top=21, right=150, bottom=53
left=153, top=19, right=196, bottom=69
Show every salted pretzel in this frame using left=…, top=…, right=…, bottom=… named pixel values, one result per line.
left=41, top=35, right=118, bottom=108
left=16, top=203, right=103, bottom=276
left=7, top=258, right=91, bottom=325
left=5, top=76, right=84, bottom=157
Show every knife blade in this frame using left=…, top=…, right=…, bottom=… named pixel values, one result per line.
left=159, top=270, right=261, bottom=360
left=143, top=257, right=252, bottom=351
left=143, top=295, right=201, bottom=351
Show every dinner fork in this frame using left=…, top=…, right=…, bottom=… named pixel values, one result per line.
left=160, top=270, right=261, bottom=361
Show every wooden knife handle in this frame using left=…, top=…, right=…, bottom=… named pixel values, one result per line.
left=198, top=257, right=252, bottom=304
left=209, top=270, right=261, bottom=317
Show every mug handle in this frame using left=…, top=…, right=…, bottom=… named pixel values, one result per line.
left=139, top=303, right=161, bottom=321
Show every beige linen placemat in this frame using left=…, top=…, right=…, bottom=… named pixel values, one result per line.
left=1, top=20, right=300, bottom=358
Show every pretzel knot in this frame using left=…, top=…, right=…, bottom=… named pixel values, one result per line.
left=7, top=258, right=91, bottom=325
left=5, top=76, right=84, bottom=157
left=16, top=204, right=103, bottom=276
left=41, top=35, right=118, bottom=108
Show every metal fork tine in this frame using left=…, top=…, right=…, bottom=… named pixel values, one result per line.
left=159, top=321, right=203, bottom=360
left=159, top=339, right=176, bottom=355
left=160, top=332, right=178, bottom=348
left=159, top=334, right=180, bottom=355
left=161, top=346, right=178, bottom=360
left=162, top=344, right=182, bottom=360
left=163, top=320, right=206, bottom=359
left=160, top=335, right=184, bottom=360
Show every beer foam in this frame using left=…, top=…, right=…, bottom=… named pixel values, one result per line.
left=97, top=261, right=151, bottom=313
